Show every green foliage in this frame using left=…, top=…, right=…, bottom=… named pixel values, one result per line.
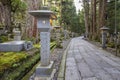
left=107, top=0, right=120, bottom=34
left=11, top=0, right=27, bottom=30
left=0, top=0, right=27, bottom=33
left=50, top=42, right=57, bottom=52
left=0, top=23, right=4, bottom=28
left=107, top=42, right=115, bottom=48
left=61, top=0, right=84, bottom=34
left=61, top=0, right=84, bottom=33
left=11, top=0, right=27, bottom=13
left=78, top=10, right=85, bottom=34
left=0, top=35, right=8, bottom=43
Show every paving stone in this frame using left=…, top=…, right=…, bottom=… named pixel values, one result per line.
left=65, top=66, right=81, bottom=80
left=77, top=61, right=94, bottom=78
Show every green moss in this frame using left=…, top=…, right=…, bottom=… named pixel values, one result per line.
left=1, top=51, right=40, bottom=80
left=0, top=52, right=28, bottom=73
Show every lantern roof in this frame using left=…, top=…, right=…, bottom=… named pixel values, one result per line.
left=100, top=26, right=109, bottom=30
left=28, top=10, right=57, bottom=20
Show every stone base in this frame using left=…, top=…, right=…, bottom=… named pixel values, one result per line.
left=35, top=61, right=54, bottom=77
left=35, top=69, right=56, bottom=80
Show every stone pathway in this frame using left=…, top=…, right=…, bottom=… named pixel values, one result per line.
left=65, top=37, right=120, bottom=80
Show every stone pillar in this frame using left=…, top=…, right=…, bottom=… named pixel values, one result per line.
left=100, top=26, right=109, bottom=49
left=40, top=32, right=50, bottom=66
left=102, top=31, right=107, bottom=48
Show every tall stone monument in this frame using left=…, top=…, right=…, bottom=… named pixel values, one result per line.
left=29, top=7, right=56, bottom=78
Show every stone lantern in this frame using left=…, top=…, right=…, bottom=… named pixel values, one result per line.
left=29, top=7, right=56, bottom=78
left=100, top=26, right=109, bottom=49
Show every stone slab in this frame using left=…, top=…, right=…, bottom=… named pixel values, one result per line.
left=35, top=69, right=56, bottom=80
left=0, top=41, right=25, bottom=52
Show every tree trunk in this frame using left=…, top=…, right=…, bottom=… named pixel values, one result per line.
left=98, top=0, right=107, bottom=28
left=89, top=0, right=93, bottom=39
left=98, top=0, right=107, bottom=40
left=82, top=0, right=90, bottom=38
left=0, top=0, right=12, bottom=33
left=93, top=0, right=96, bottom=34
